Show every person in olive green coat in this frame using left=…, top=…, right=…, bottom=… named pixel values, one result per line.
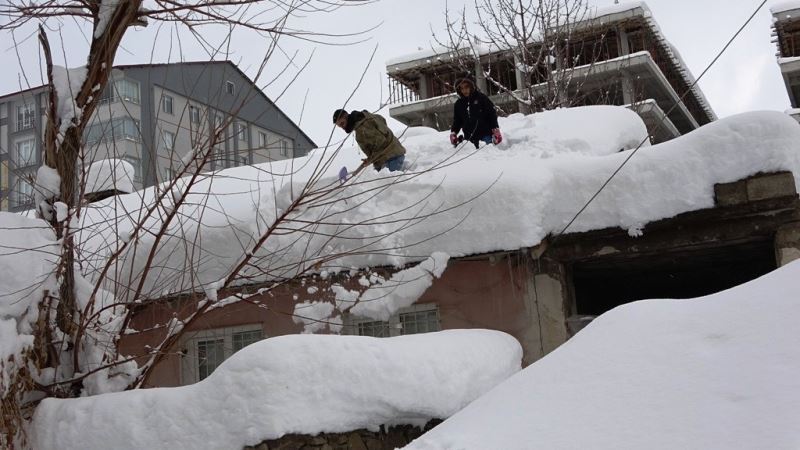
left=333, top=109, right=406, bottom=172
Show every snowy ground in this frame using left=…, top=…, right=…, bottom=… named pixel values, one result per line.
left=76, top=106, right=800, bottom=303
left=406, top=260, right=800, bottom=450
left=30, top=330, right=522, bottom=450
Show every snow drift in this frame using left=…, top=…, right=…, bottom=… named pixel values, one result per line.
left=406, top=260, right=800, bottom=450
left=30, top=330, right=522, bottom=450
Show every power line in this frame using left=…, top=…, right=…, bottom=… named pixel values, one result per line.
left=548, top=0, right=770, bottom=246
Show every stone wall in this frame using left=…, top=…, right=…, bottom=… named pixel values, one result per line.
left=243, top=421, right=440, bottom=450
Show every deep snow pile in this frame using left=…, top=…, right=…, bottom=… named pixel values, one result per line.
left=85, top=158, right=135, bottom=194
left=0, top=213, right=59, bottom=396
left=30, top=329, right=522, bottom=450
left=76, top=106, right=800, bottom=302
left=405, top=260, right=800, bottom=450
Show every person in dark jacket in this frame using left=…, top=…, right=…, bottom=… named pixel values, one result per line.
left=449, top=78, right=502, bottom=148
left=333, top=109, right=406, bottom=172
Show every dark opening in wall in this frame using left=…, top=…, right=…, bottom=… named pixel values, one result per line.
left=572, top=240, right=777, bottom=316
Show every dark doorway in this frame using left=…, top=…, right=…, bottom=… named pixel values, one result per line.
left=572, top=241, right=777, bottom=316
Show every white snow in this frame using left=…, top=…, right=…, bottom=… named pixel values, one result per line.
left=0, top=213, right=59, bottom=397
left=34, top=166, right=60, bottom=220
left=42, top=106, right=796, bottom=419
left=350, top=252, right=450, bottom=321
left=94, top=0, right=123, bottom=39
left=31, top=330, right=522, bottom=450
left=405, top=260, right=800, bottom=450
left=74, top=107, right=800, bottom=301
left=587, top=1, right=648, bottom=20
left=292, top=300, right=336, bottom=333
left=52, top=65, right=88, bottom=143
left=85, top=158, right=135, bottom=194
left=771, top=0, right=800, bottom=15
left=778, top=55, right=800, bottom=65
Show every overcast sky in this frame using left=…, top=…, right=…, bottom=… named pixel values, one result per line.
left=0, top=0, right=791, bottom=147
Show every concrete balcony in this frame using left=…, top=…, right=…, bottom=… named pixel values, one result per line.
left=389, top=52, right=695, bottom=143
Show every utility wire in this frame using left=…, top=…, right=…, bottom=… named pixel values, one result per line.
left=547, top=0, right=769, bottom=246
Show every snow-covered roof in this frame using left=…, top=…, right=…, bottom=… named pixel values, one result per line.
left=30, top=330, right=521, bottom=449
left=406, top=259, right=800, bottom=450
left=73, top=106, right=800, bottom=300
left=771, top=0, right=800, bottom=16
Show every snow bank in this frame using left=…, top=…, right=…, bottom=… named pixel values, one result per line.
left=85, top=158, right=135, bottom=194
left=406, top=261, right=800, bottom=450
left=31, top=330, right=522, bottom=450
left=0, top=213, right=58, bottom=396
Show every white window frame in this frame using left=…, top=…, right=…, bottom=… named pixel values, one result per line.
left=181, top=324, right=264, bottom=384
left=258, top=131, right=267, bottom=148
left=164, top=167, right=176, bottom=181
left=16, top=103, right=35, bottom=131
left=347, top=303, right=440, bottom=338
left=279, top=139, right=289, bottom=157
left=161, top=94, right=174, bottom=115
left=15, top=138, right=36, bottom=166
left=162, top=130, right=176, bottom=152
left=189, top=105, right=201, bottom=124
left=13, top=177, right=34, bottom=207
left=225, top=80, right=235, bottom=95
left=235, top=122, right=247, bottom=142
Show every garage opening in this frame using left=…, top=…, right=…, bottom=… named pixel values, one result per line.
left=571, top=240, right=777, bottom=317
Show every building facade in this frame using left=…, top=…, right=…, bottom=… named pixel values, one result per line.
left=773, top=2, right=800, bottom=122
left=122, top=170, right=800, bottom=388
left=385, top=3, right=715, bottom=143
left=0, top=61, right=316, bottom=212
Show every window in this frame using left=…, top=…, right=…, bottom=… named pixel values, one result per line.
left=84, top=118, right=141, bottom=145
left=15, top=139, right=36, bottom=166
left=189, top=105, right=201, bottom=124
left=183, top=325, right=264, bottom=383
left=225, top=81, right=235, bottom=95
left=13, top=177, right=34, bottom=207
left=235, top=122, right=247, bottom=142
left=164, top=167, right=176, bottom=181
left=351, top=304, right=440, bottom=338
left=162, top=131, right=175, bottom=152
left=162, top=95, right=174, bottom=115
left=399, top=308, right=440, bottom=335
left=237, top=154, right=249, bottom=166
left=258, top=131, right=267, bottom=148
left=16, top=103, right=35, bottom=130
left=99, top=79, right=140, bottom=104
left=357, top=320, right=391, bottom=337
left=279, top=140, right=289, bottom=157
left=196, top=338, right=224, bottom=381
left=117, top=79, right=140, bottom=103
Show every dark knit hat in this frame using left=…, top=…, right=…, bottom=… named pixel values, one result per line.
left=332, top=109, right=348, bottom=123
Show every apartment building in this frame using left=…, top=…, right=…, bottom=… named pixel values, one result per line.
left=0, top=61, right=316, bottom=211
left=772, top=1, right=800, bottom=122
left=385, top=2, right=715, bottom=143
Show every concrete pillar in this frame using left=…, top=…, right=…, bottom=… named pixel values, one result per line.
left=617, top=26, right=635, bottom=105
left=474, top=60, right=488, bottom=92
left=618, top=26, right=631, bottom=56
left=417, top=73, right=429, bottom=100
left=520, top=256, right=570, bottom=366
left=776, top=222, right=800, bottom=266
